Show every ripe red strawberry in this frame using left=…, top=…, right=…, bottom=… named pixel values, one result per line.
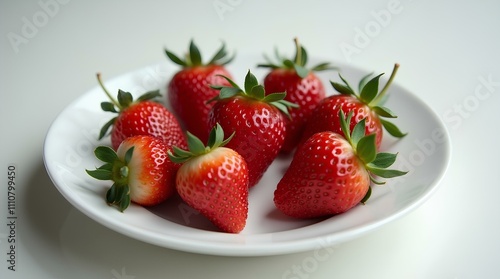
left=86, top=135, right=178, bottom=211
left=165, top=40, right=234, bottom=143
left=96, top=73, right=186, bottom=151
left=258, top=38, right=335, bottom=153
left=208, top=70, right=298, bottom=187
left=300, top=64, right=406, bottom=151
left=274, top=109, right=407, bottom=218
left=168, top=124, right=249, bottom=233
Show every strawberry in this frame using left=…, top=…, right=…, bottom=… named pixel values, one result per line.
left=300, top=64, right=406, bottom=151
left=165, top=40, right=234, bottom=143
left=168, top=124, right=249, bottom=233
left=258, top=38, right=335, bottom=153
left=96, top=73, right=186, bottom=151
left=208, top=70, right=298, bottom=187
left=274, top=109, right=407, bottom=218
left=86, top=135, right=178, bottom=211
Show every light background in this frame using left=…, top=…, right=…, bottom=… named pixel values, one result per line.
left=1, top=0, right=499, bottom=278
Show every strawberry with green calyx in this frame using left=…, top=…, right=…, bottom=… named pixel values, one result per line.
left=208, top=70, right=298, bottom=187
left=258, top=37, right=335, bottom=79
left=165, top=40, right=235, bottom=143
left=96, top=73, right=186, bottom=151
left=168, top=124, right=249, bottom=233
left=258, top=38, right=336, bottom=153
left=274, top=109, right=407, bottom=219
left=87, top=135, right=178, bottom=212
left=301, top=63, right=406, bottom=151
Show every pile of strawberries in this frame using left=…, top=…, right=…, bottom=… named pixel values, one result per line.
left=86, top=38, right=407, bottom=233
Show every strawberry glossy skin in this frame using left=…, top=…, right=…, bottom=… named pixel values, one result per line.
left=263, top=69, right=326, bottom=153
left=111, top=101, right=187, bottom=151
left=301, top=95, right=383, bottom=150
left=175, top=147, right=249, bottom=233
left=168, top=65, right=232, bottom=143
left=208, top=97, right=286, bottom=187
left=274, top=131, right=370, bottom=218
left=116, top=135, right=178, bottom=206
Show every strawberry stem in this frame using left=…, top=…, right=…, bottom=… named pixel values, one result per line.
left=370, top=63, right=399, bottom=106
left=97, top=73, right=122, bottom=110
left=120, top=166, right=129, bottom=178
left=294, top=37, right=301, bottom=65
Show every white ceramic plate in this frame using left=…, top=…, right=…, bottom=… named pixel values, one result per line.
left=43, top=55, right=451, bottom=256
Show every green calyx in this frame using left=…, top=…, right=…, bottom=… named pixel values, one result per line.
left=208, top=70, right=299, bottom=118
left=86, top=145, right=135, bottom=212
left=257, top=37, right=336, bottom=78
left=164, top=39, right=235, bottom=67
left=338, top=108, right=407, bottom=202
left=330, top=64, right=407, bottom=138
left=96, top=73, right=161, bottom=140
left=168, top=123, right=233, bottom=164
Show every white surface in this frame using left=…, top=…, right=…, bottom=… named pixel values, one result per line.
left=1, top=0, right=499, bottom=278
left=43, top=59, right=451, bottom=256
